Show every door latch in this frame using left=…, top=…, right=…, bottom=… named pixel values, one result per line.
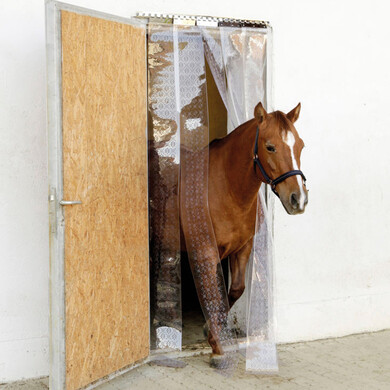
left=59, top=200, right=82, bottom=205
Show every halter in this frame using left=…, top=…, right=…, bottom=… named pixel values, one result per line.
left=253, top=126, right=306, bottom=197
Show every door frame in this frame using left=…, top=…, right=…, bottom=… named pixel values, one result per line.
left=46, top=2, right=149, bottom=388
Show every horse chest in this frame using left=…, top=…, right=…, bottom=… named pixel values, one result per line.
left=210, top=201, right=257, bottom=259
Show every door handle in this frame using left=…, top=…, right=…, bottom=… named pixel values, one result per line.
left=59, top=200, right=82, bottom=205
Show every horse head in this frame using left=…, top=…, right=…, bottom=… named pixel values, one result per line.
left=254, top=102, right=308, bottom=215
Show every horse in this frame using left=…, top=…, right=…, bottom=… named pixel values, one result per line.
left=183, top=101, right=308, bottom=366
left=149, top=101, right=308, bottom=366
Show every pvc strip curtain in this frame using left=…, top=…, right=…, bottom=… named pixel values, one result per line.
left=148, top=22, right=277, bottom=372
left=176, top=26, right=237, bottom=371
left=148, top=24, right=237, bottom=369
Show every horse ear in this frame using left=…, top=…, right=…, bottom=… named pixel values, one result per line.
left=254, top=102, right=268, bottom=124
left=287, top=103, right=301, bottom=123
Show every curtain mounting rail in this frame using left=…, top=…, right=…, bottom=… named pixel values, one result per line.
left=135, top=13, right=268, bottom=28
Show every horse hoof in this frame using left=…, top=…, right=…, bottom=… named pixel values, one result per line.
left=203, top=322, right=209, bottom=338
left=210, top=354, right=227, bottom=369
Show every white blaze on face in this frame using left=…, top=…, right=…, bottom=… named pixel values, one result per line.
left=283, top=131, right=305, bottom=210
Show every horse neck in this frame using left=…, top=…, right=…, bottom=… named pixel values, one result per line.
left=221, top=120, right=263, bottom=207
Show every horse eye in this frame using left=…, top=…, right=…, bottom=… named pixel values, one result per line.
left=266, top=145, right=276, bottom=153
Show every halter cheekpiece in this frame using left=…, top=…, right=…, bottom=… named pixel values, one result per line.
left=253, top=126, right=306, bottom=197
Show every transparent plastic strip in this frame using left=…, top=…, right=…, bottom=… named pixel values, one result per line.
left=246, top=191, right=278, bottom=372
left=201, top=27, right=228, bottom=109
left=245, top=28, right=278, bottom=373
left=148, top=24, right=182, bottom=351
left=175, top=25, right=238, bottom=372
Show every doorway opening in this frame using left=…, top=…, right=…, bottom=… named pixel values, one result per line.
left=148, top=54, right=228, bottom=349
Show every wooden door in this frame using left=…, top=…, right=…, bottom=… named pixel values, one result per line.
left=60, top=10, right=148, bottom=389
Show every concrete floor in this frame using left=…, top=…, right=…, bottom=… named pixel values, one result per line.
left=2, top=330, right=390, bottom=390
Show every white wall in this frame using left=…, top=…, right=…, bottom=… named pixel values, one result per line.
left=272, top=1, right=390, bottom=343
left=0, top=1, right=49, bottom=382
left=1, top=0, right=389, bottom=382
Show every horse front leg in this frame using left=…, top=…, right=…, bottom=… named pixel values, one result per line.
left=228, top=238, right=253, bottom=309
left=188, top=247, right=228, bottom=365
left=203, top=256, right=228, bottom=362
left=206, top=239, right=253, bottom=367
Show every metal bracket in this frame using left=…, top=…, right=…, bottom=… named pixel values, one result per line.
left=49, top=187, right=57, bottom=234
left=173, top=16, right=196, bottom=26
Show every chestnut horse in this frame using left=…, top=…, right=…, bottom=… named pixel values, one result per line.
left=193, top=102, right=308, bottom=365
left=149, top=101, right=308, bottom=365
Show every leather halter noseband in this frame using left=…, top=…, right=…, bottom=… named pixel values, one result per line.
left=253, top=126, right=306, bottom=197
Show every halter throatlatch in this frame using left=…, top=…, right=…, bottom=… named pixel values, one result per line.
left=253, top=126, right=306, bottom=197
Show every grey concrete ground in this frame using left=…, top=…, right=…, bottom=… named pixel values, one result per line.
left=2, top=330, right=390, bottom=390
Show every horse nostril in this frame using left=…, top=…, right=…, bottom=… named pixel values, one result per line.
left=290, top=193, right=298, bottom=209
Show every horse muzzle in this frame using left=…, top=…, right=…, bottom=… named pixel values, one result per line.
left=282, top=191, right=308, bottom=215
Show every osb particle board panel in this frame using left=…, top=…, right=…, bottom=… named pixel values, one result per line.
left=61, top=11, right=148, bottom=390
